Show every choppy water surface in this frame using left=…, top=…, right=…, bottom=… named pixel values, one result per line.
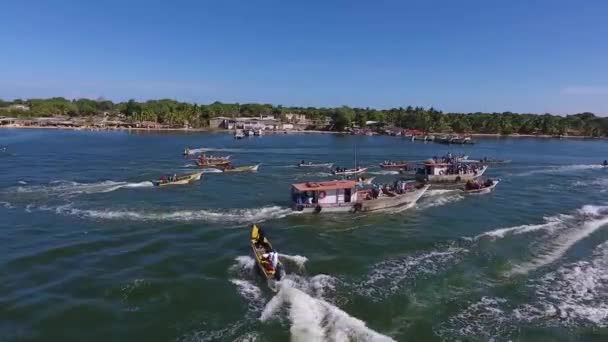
left=1, top=129, right=608, bottom=341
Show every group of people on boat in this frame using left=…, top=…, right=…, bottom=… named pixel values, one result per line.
left=465, top=178, right=494, bottom=190
left=294, top=191, right=315, bottom=205
left=381, top=160, right=407, bottom=166
left=433, top=153, right=467, bottom=164
left=159, top=173, right=179, bottom=183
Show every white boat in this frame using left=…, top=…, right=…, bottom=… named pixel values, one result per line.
left=357, top=177, right=375, bottom=186
left=234, top=129, right=245, bottom=139
left=464, top=179, right=500, bottom=194
left=254, top=129, right=263, bottom=136
left=246, top=129, right=255, bottom=137
left=291, top=180, right=430, bottom=214
left=297, top=162, right=334, bottom=168
left=332, top=167, right=368, bottom=176
left=416, top=159, right=487, bottom=183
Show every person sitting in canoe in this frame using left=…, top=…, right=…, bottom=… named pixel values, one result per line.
left=262, top=250, right=279, bottom=271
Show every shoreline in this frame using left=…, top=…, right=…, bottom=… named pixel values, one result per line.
left=0, top=124, right=600, bottom=139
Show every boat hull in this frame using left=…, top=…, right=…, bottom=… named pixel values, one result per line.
left=298, top=163, right=334, bottom=168
left=332, top=168, right=368, bottom=176
left=224, top=164, right=260, bottom=173
left=464, top=180, right=499, bottom=194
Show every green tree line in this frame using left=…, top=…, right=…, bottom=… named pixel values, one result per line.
left=1, top=97, right=607, bottom=136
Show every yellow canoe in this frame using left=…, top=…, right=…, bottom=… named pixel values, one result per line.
left=224, top=164, right=260, bottom=173
left=250, top=224, right=282, bottom=281
left=153, top=172, right=202, bottom=187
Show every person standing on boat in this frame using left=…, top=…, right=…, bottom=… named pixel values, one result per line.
left=603, top=160, right=608, bottom=167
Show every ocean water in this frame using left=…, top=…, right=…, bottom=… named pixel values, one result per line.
left=1, top=129, right=608, bottom=341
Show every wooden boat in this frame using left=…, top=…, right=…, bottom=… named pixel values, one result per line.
left=297, top=162, right=334, bottom=168
left=291, top=180, right=430, bottom=214
left=379, top=162, right=412, bottom=171
left=223, top=164, right=260, bottom=173
left=250, top=224, right=284, bottom=283
left=332, top=167, right=367, bottom=176
left=153, top=172, right=202, bottom=187
left=197, top=159, right=231, bottom=168
left=416, top=159, right=487, bottom=183
left=464, top=179, right=500, bottom=194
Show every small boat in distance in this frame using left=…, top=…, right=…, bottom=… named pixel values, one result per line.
left=297, top=161, right=334, bottom=168
left=254, top=129, right=263, bottom=136
left=153, top=172, right=202, bottom=186
left=223, top=164, right=260, bottom=173
left=379, top=161, right=413, bottom=171
left=332, top=167, right=368, bottom=176
left=464, top=179, right=500, bottom=194
left=250, top=224, right=284, bottom=286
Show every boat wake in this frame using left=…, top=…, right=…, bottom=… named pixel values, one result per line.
left=369, top=170, right=399, bottom=175
left=514, top=241, right=608, bottom=328
left=9, top=180, right=154, bottom=197
left=514, top=164, right=605, bottom=177
left=573, top=177, right=608, bottom=192
left=200, top=168, right=223, bottom=173
left=278, top=254, right=308, bottom=271
left=416, top=189, right=464, bottom=210
left=483, top=205, right=608, bottom=276
left=260, top=276, right=395, bottom=342
left=434, top=297, right=512, bottom=340
left=45, top=204, right=295, bottom=223
left=354, top=247, right=467, bottom=300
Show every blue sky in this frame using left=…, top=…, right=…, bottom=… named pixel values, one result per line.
left=1, top=0, right=607, bottom=114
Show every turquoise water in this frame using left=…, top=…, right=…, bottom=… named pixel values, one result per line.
left=1, top=129, right=608, bottom=341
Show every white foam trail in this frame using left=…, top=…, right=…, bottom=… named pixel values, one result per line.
left=260, top=280, right=395, bottom=342
left=475, top=215, right=571, bottom=240
left=231, top=256, right=256, bottom=272
left=230, top=279, right=262, bottom=303
left=279, top=254, right=308, bottom=270
left=417, top=191, right=464, bottom=209
left=514, top=241, right=608, bottom=327
left=356, top=247, right=467, bottom=299
left=435, top=297, right=509, bottom=339
left=516, top=164, right=605, bottom=177
left=17, top=180, right=27, bottom=185
left=369, top=170, right=399, bottom=175
left=200, top=168, right=223, bottom=173
left=509, top=205, right=608, bottom=275
left=1, top=201, right=14, bottom=209
left=48, top=205, right=295, bottom=223
left=12, top=180, right=154, bottom=196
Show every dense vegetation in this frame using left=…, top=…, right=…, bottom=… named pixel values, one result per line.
left=1, top=97, right=607, bottom=136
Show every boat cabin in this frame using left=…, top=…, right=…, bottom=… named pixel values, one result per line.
left=417, top=160, right=450, bottom=176
left=291, top=180, right=358, bottom=206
